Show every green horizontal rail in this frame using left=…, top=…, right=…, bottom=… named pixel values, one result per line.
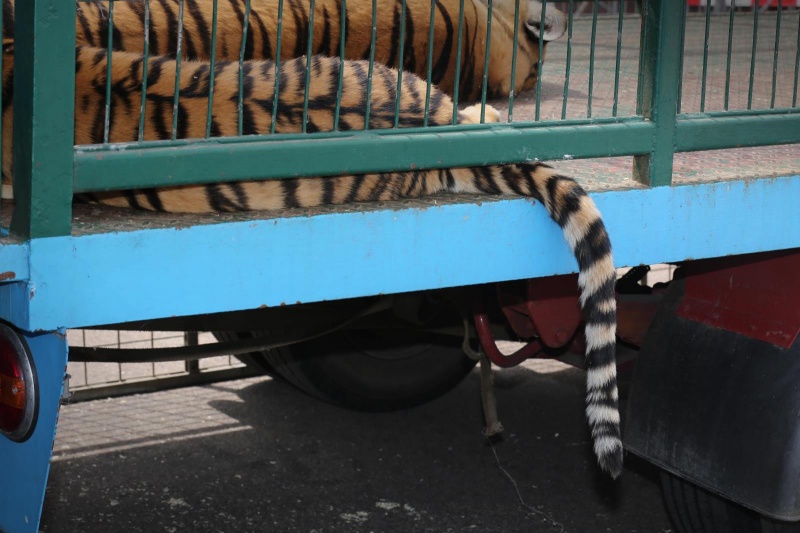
left=675, top=113, right=800, bottom=152
left=73, top=120, right=654, bottom=192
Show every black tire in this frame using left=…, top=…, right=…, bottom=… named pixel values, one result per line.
left=215, top=327, right=476, bottom=412
left=660, top=471, right=800, bottom=533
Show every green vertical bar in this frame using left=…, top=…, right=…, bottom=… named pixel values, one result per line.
left=104, top=0, right=115, bottom=143
left=335, top=0, right=347, bottom=130
left=748, top=2, right=760, bottom=110
left=561, top=0, right=573, bottom=120
left=451, top=0, right=465, bottom=125
left=206, top=0, right=219, bottom=137
left=364, top=0, right=378, bottom=129
left=770, top=0, right=782, bottom=109
left=587, top=0, right=598, bottom=118
left=270, top=0, right=285, bottom=134
left=172, top=0, right=185, bottom=140
left=138, top=0, right=152, bottom=142
left=612, top=0, right=624, bottom=117
left=632, top=0, right=682, bottom=188
left=239, top=0, right=253, bottom=136
left=794, top=10, right=799, bottom=108
left=11, top=0, right=76, bottom=238
left=724, top=4, right=735, bottom=110
left=676, top=2, right=686, bottom=114
left=636, top=0, right=648, bottom=115
left=507, top=0, right=521, bottom=122
left=480, top=0, right=493, bottom=123
left=534, top=0, right=546, bottom=121
left=302, top=0, right=315, bottom=133
left=700, top=0, right=711, bottom=112
left=395, top=0, right=408, bottom=127
left=423, top=0, right=437, bottom=126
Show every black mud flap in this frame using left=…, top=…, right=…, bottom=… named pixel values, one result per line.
left=624, top=273, right=800, bottom=522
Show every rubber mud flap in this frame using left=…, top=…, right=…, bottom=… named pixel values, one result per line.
left=624, top=274, right=800, bottom=522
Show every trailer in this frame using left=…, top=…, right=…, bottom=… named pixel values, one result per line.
left=1, top=1, right=799, bottom=531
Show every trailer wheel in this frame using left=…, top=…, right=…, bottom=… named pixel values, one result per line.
left=660, top=471, right=800, bottom=533
left=215, top=328, right=476, bottom=411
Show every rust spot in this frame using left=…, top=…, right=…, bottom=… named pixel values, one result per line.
left=280, top=302, right=287, bottom=307
left=29, top=289, right=34, bottom=300
left=295, top=301, right=301, bottom=305
left=410, top=163, right=417, bottom=169
left=0, top=271, right=15, bottom=281
left=259, top=304, right=268, bottom=309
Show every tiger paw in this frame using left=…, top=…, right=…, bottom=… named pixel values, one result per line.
left=460, top=103, right=502, bottom=124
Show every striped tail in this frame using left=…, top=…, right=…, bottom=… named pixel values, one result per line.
left=451, top=162, right=623, bottom=478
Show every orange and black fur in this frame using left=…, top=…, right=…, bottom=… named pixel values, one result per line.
left=1, top=43, right=621, bottom=476
left=4, top=0, right=566, bottom=100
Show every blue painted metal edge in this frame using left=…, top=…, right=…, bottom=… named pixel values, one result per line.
left=0, top=329, right=67, bottom=533
left=0, top=175, right=798, bottom=331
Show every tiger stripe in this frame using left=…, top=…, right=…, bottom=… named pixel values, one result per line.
left=3, top=0, right=565, bottom=101
left=2, top=44, right=621, bottom=477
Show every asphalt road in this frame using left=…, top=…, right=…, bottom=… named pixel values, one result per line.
left=40, top=359, right=673, bottom=532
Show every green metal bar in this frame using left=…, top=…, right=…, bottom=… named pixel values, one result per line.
left=507, top=0, right=522, bottom=122
left=11, top=0, right=76, bottom=238
left=675, top=113, right=800, bottom=151
left=480, top=0, right=493, bottom=123
left=632, top=0, right=683, bottom=187
left=451, top=0, right=466, bottom=125
left=270, top=0, right=284, bottom=134
left=302, top=0, right=315, bottom=134
left=172, top=0, right=185, bottom=140
left=424, top=0, right=437, bottom=127
left=636, top=0, right=648, bottom=116
left=612, top=0, right=624, bottom=118
left=138, top=0, right=152, bottom=142
left=395, top=0, right=408, bottom=127
left=239, top=0, right=253, bottom=136
left=364, top=0, right=378, bottom=129
left=700, top=0, right=711, bottom=113
left=676, top=2, right=687, bottom=114
left=535, top=0, right=546, bottom=121
left=103, top=0, right=115, bottom=143
left=724, top=4, right=735, bottom=111
left=206, top=0, right=219, bottom=137
left=794, top=10, right=800, bottom=108
left=748, top=2, right=760, bottom=110
left=587, top=0, right=598, bottom=118
left=770, top=0, right=782, bottom=110
left=335, top=0, right=347, bottom=130
left=73, top=120, right=655, bottom=191
left=561, top=0, right=574, bottom=119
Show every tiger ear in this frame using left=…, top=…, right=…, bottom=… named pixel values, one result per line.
left=2, top=37, right=13, bottom=54
left=525, top=1, right=567, bottom=42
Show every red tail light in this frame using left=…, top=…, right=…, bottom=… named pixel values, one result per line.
left=0, top=324, right=37, bottom=442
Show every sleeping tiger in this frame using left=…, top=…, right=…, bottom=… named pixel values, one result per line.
left=1, top=43, right=621, bottom=477
left=3, top=0, right=567, bottom=100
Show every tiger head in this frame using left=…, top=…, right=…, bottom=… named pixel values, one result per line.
left=488, top=0, right=567, bottom=97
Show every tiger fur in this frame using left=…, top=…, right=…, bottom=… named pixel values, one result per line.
left=3, top=0, right=567, bottom=101
left=1, top=45, right=622, bottom=476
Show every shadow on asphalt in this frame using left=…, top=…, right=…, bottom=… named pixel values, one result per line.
left=41, top=361, right=673, bottom=532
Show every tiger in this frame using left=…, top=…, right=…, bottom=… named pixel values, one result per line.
left=1, top=44, right=621, bottom=477
left=3, top=0, right=567, bottom=101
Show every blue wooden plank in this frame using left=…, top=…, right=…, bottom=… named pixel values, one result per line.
left=1, top=175, right=798, bottom=331
left=0, top=329, right=67, bottom=533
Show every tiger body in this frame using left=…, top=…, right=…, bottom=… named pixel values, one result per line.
left=3, top=0, right=566, bottom=100
left=2, top=43, right=621, bottom=476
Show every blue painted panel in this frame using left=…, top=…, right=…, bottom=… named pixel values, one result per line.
left=0, top=329, right=67, bottom=533
left=0, top=242, right=30, bottom=284
left=2, top=175, right=799, bottom=331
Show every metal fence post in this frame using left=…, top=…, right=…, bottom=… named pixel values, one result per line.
left=10, top=0, right=76, bottom=238
left=633, top=0, right=683, bottom=187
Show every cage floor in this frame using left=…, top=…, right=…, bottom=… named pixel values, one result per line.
left=1, top=12, right=798, bottom=236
